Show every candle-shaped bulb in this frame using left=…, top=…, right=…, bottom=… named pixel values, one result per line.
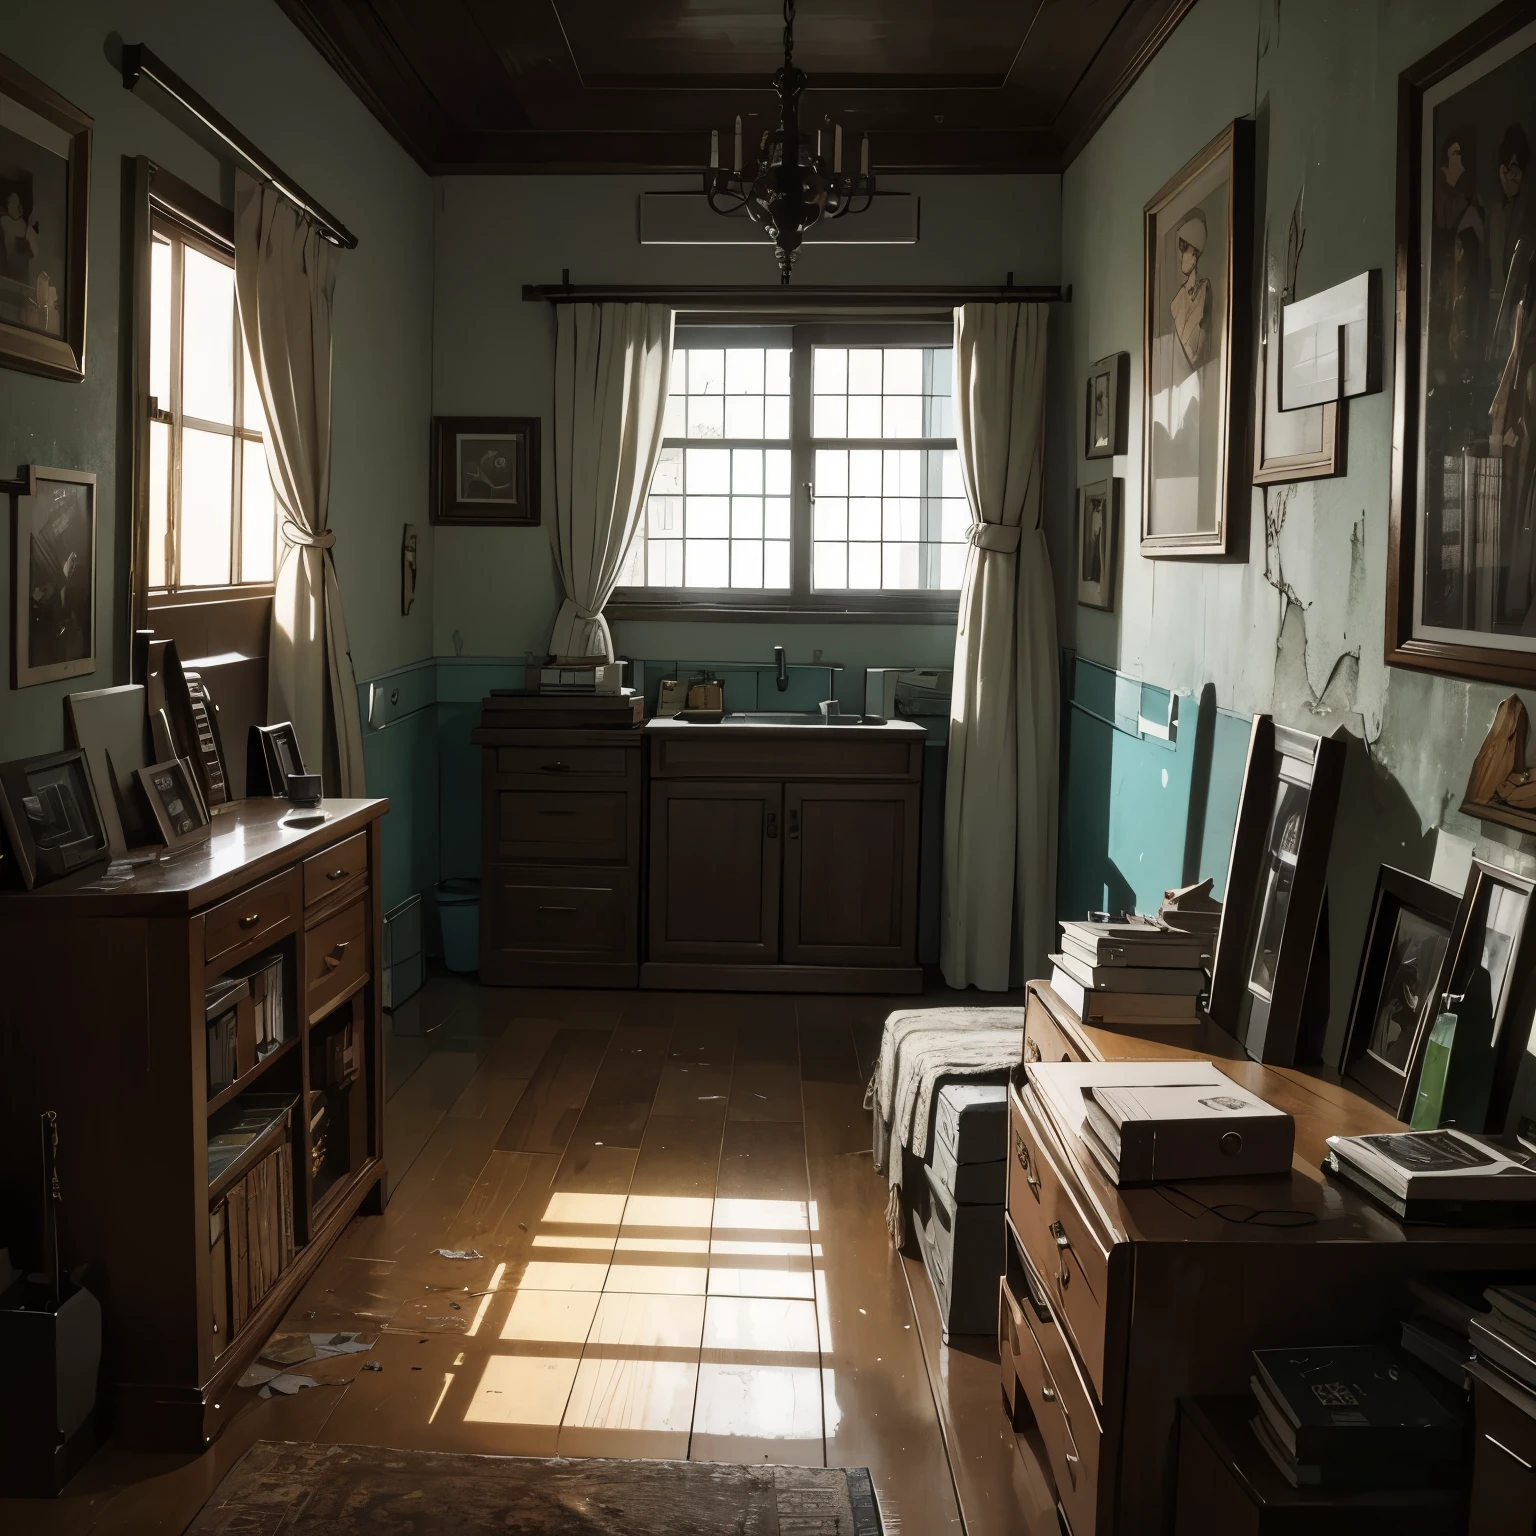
left=710, top=128, right=719, bottom=169
left=861, top=133, right=870, bottom=176
left=816, top=127, right=823, bottom=159
left=834, top=123, right=843, bottom=172
left=734, top=115, right=743, bottom=172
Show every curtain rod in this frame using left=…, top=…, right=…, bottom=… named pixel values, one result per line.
left=120, top=44, right=358, bottom=250
left=522, top=277, right=1070, bottom=307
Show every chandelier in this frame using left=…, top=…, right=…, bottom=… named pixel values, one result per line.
left=703, top=0, right=876, bottom=284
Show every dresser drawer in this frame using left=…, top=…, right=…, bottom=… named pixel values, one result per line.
left=304, top=895, right=370, bottom=1023
left=1024, top=989, right=1087, bottom=1065
left=204, top=869, right=300, bottom=968
left=1016, top=1248, right=1102, bottom=1536
left=1008, top=1084, right=1112, bottom=1399
left=495, top=744, right=633, bottom=780
left=483, top=865, right=635, bottom=960
left=494, top=789, right=631, bottom=864
left=302, top=831, right=368, bottom=907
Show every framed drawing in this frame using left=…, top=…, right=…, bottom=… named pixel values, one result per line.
left=1084, top=352, right=1128, bottom=459
left=1142, top=119, right=1255, bottom=557
left=1339, top=866, right=1459, bottom=1117
left=137, top=757, right=211, bottom=853
left=1255, top=333, right=1342, bottom=484
left=431, top=416, right=540, bottom=527
left=1208, top=714, right=1345, bottom=1066
left=11, top=465, right=95, bottom=688
left=0, top=52, right=90, bottom=382
left=0, top=747, right=110, bottom=888
left=1077, top=478, right=1120, bottom=610
left=1388, top=8, right=1536, bottom=687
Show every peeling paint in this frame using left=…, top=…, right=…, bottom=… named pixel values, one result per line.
left=1263, top=484, right=1307, bottom=610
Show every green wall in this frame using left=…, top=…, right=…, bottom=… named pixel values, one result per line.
left=1053, top=0, right=1526, bottom=1059
left=0, top=0, right=434, bottom=764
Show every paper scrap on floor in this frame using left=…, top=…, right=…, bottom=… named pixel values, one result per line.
left=258, top=1373, right=319, bottom=1398
left=432, top=1247, right=482, bottom=1260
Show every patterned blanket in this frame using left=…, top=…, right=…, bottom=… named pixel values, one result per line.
left=866, top=1007, right=1023, bottom=1247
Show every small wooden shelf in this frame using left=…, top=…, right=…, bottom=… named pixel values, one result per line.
left=206, top=1033, right=298, bottom=1117
left=207, top=1096, right=296, bottom=1204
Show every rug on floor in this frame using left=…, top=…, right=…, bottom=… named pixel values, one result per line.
left=186, top=1440, right=884, bottom=1534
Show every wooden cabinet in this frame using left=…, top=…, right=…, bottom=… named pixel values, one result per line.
left=1001, top=981, right=1536, bottom=1534
left=642, top=719, right=925, bottom=992
left=0, top=798, right=388, bottom=1453
left=473, top=699, right=644, bottom=987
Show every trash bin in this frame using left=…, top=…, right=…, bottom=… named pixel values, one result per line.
left=435, top=878, right=480, bottom=974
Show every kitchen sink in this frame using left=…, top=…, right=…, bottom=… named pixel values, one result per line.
left=722, top=711, right=884, bottom=725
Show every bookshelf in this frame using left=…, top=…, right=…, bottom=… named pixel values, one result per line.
left=0, top=797, right=388, bottom=1451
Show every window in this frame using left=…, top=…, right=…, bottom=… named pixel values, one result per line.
left=615, top=323, right=964, bottom=614
left=146, top=216, right=275, bottom=593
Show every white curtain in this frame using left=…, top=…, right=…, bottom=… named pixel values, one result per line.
left=941, top=303, right=1059, bottom=991
left=234, top=170, right=365, bottom=795
left=550, top=303, right=674, bottom=659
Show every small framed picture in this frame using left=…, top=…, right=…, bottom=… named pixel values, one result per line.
left=1083, top=353, right=1128, bottom=459
left=1339, top=866, right=1459, bottom=1117
left=247, top=721, right=307, bottom=798
left=431, top=416, right=540, bottom=527
left=11, top=464, right=95, bottom=688
left=0, top=746, right=110, bottom=887
left=1077, top=478, right=1120, bottom=611
left=0, top=52, right=92, bottom=382
left=137, top=757, right=210, bottom=851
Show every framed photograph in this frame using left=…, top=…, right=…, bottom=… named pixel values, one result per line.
left=1077, top=478, right=1120, bottom=610
left=0, top=747, right=110, bottom=888
left=136, top=757, right=210, bottom=852
left=1084, top=352, right=1128, bottom=459
left=1339, top=866, right=1459, bottom=1116
left=11, top=464, right=95, bottom=688
left=1254, top=334, right=1343, bottom=484
left=1208, top=715, right=1345, bottom=1065
left=1388, top=10, right=1536, bottom=687
left=64, top=682, right=155, bottom=855
left=0, top=52, right=90, bottom=382
left=246, top=721, right=307, bottom=798
left=1142, top=119, right=1255, bottom=557
left=431, top=416, right=540, bottom=527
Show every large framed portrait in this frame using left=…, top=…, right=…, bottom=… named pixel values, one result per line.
left=1388, top=9, right=1536, bottom=686
left=1142, top=119, right=1255, bottom=557
left=1339, top=866, right=1459, bottom=1117
left=431, top=416, right=540, bottom=527
left=11, top=464, right=95, bottom=688
left=0, top=51, right=91, bottom=382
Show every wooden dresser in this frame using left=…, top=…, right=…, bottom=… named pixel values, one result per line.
left=1000, top=981, right=1536, bottom=1535
left=473, top=694, right=645, bottom=987
left=0, top=798, right=388, bottom=1452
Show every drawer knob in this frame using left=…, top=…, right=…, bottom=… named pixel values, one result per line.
left=238, top=912, right=261, bottom=929
left=542, top=762, right=571, bottom=772
left=1041, top=1385, right=1056, bottom=1402
left=326, top=867, right=348, bottom=881
left=1023, top=1037, right=1042, bottom=1063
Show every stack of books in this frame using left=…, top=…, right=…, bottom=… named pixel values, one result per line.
left=1470, top=1284, right=1536, bottom=1393
left=538, top=660, right=625, bottom=696
left=1028, top=1060, right=1294, bottom=1186
left=1048, top=918, right=1209, bottom=1026
left=1157, top=877, right=1223, bottom=938
left=1400, top=1273, right=1487, bottom=1386
left=1323, top=1127, right=1536, bottom=1222
left=1247, top=1344, right=1462, bottom=1488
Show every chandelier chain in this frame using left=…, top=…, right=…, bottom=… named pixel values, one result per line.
left=783, top=0, right=795, bottom=67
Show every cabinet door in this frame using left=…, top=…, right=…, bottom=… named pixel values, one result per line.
left=782, top=781, right=918, bottom=967
left=649, top=781, right=782, bottom=964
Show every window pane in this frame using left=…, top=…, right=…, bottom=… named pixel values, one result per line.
left=850, top=498, right=881, bottom=540
left=663, top=392, right=685, bottom=438
left=732, top=497, right=763, bottom=537
left=814, top=542, right=846, bottom=588
left=940, top=544, right=967, bottom=590
left=848, top=396, right=880, bottom=437
left=182, top=245, right=235, bottom=425
left=180, top=428, right=233, bottom=586
left=765, top=497, right=791, bottom=538
left=148, top=418, right=169, bottom=589
left=686, top=539, right=729, bottom=586
left=242, top=341, right=264, bottom=432
left=814, top=497, right=847, bottom=540
left=687, top=448, right=731, bottom=494
left=883, top=543, right=919, bottom=589
left=726, top=348, right=764, bottom=394
left=848, top=349, right=882, bottom=393
left=764, top=397, right=790, bottom=439
left=649, top=495, right=683, bottom=536
left=688, top=396, right=724, bottom=439
left=732, top=449, right=762, bottom=493
left=690, top=496, right=729, bottom=537
left=850, top=451, right=882, bottom=496
left=885, top=349, right=923, bottom=394
left=241, top=444, right=275, bottom=582
left=765, top=540, right=790, bottom=588
left=652, top=447, right=683, bottom=494
left=814, top=348, right=846, bottom=393
left=651, top=539, right=683, bottom=586
left=813, top=395, right=846, bottom=438
left=942, top=499, right=970, bottom=542
left=884, top=395, right=922, bottom=437
left=849, top=542, right=881, bottom=587
left=765, top=349, right=791, bottom=394
left=766, top=450, right=791, bottom=495
left=149, top=237, right=172, bottom=407
left=690, top=349, right=725, bottom=396
left=724, top=396, right=763, bottom=438
left=731, top=540, right=762, bottom=587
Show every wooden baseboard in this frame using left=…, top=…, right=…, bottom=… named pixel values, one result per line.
left=479, top=959, right=640, bottom=988
left=640, top=962, right=923, bottom=994
left=114, top=1157, right=385, bottom=1452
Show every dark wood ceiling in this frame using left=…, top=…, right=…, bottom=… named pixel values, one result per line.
left=274, top=0, right=1196, bottom=173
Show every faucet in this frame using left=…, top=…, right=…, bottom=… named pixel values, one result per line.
left=774, top=645, right=788, bottom=693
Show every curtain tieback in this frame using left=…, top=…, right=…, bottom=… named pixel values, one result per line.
left=966, top=522, right=1021, bottom=555
left=282, top=520, right=337, bottom=551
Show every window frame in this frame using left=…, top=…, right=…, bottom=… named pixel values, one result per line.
left=608, top=320, right=963, bottom=623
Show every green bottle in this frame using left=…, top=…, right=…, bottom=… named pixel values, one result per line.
left=1410, top=1008, right=1456, bottom=1131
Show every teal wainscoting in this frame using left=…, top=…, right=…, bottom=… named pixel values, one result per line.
left=1058, top=653, right=1251, bottom=924
left=358, top=659, right=440, bottom=914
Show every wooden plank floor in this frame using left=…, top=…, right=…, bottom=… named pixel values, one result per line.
left=1, top=976, right=1050, bottom=1536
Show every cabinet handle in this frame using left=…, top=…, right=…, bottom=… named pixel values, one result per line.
left=1486, top=1434, right=1535, bottom=1471
left=787, top=809, right=799, bottom=840
left=1015, top=1132, right=1041, bottom=1198
left=326, top=867, right=348, bottom=881
left=538, top=904, right=577, bottom=913
left=323, top=939, right=350, bottom=972
left=1050, top=1220, right=1072, bottom=1287
left=1023, top=1036, right=1042, bottom=1063
left=539, top=809, right=577, bottom=816
left=766, top=812, right=778, bottom=839
left=542, top=762, right=571, bottom=773
left=238, top=912, right=261, bottom=929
